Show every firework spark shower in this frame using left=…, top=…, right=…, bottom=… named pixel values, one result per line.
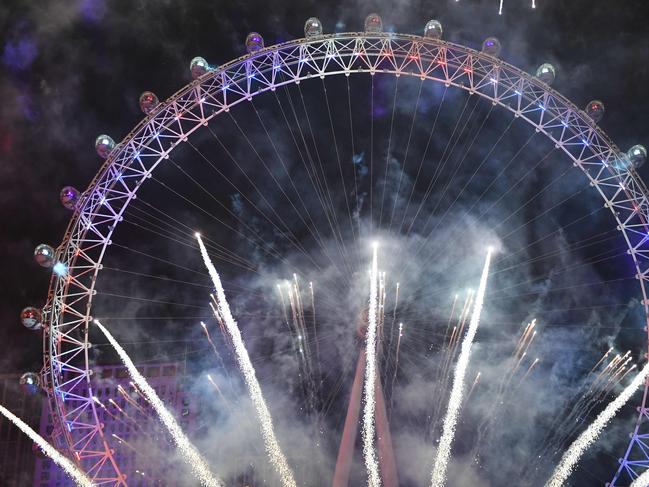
left=93, top=320, right=223, bottom=487
left=431, top=248, right=493, bottom=487
left=362, top=242, right=382, bottom=487
left=7, top=3, right=649, bottom=485
left=545, top=361, right=649, bottom=487
left=196, top=233, right=297, bottom=487
left=0, top=404, right=94, bottom=487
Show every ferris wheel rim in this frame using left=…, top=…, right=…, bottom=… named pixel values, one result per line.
left=42, top=31, right=649, bottom=485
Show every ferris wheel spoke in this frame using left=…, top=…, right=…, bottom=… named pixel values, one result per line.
left=295, top=82, right=355, bottom=276
left=200, top=128, right=324, bottom=271
left=125, top=204, right=256, bottom=272
left=494, top=207, right=606, bottom=266
left=320, top=78, right=358, bottom=257
left=488, top=249, right=627, bottom=297
left=378, top=75, right=400, bottom=229
left=275, top=81, right=353, bottom=282
left=144, top=175, right=285, bottom=270
left=248, top=100, right=338, bottom=267
left=396, top=84, right=448, bottom=234
left=129, top=198, right=284, bottom=270
left=226, top=108, right=339, bottom=265
left=164, top=154, right=286, bottom=255
left=346, top=76, right=361, bottom=241
left=408, top=131, right=557, bottom=280
left=403, top=93, right=476, bottom=236
left=387, top=79, right=424, bottom=233
left=491, top=230, right=619, bottom=277
left=415, top=103, right=496, bottom=245
left=409, top=240, right=625, bottom=305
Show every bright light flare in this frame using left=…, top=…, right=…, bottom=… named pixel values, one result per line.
left=431, top=248, right=492, bottom=487
left=0, top=404, right=94, bottom=487
left=545, top=362, right=649, bottom=487
left=94, top=319, right=222, bottom=487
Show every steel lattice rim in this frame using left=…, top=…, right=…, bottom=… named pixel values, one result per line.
left=42, top=32, right=649, bottom=485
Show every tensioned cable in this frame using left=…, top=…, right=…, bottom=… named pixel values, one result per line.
left=321, top=77, right=357, bottom=255
left=276, top=79, right=351, bottom=278
left=398, top=245, right=627, bottom=308
left=127, top=197, right=314, bottom=277
left=122, top=212, right=257, bottom=272
left=388, top=79, right=424, bottom=232
left=144, top=174, right=307, bottom=270
left=227, top=108, right=337, bottom=261
left=404, top=93, right=478, bottom=235
left=346, top=76, right=361, bottom=239
left=270, top=86, right=349, bottom=270
left=495, top=207, right=606, bottom=266
left=410, top=125, right=536, bottom=267
left=295, top=81, right=353, bottom=274
left=200, top=128, right=322, bottom=269
left=398, top=85, right=448, bottom=233
left=378, top=75, right=400, bottom=227
left=416, top=104, right=496, bottom=240
left=146, top=156, right=286, bottom=265
left=370, top=74, right=375, bottom=234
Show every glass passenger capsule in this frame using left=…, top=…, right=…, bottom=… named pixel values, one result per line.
left=536, top=63, right=556, bottom=85
left=20, top=306, right=42, bottom=331
left=245, top=32, right=264, bottom=53
left=190, top=57, right=209, bottom=79
left=95, top=135, right=115, bottom=159
left=34, top=244, right=55, bottom=268
left=627, top=144, right=647, bottom=170
left=60, top=186, right=80, bottom=210
left=585, top=100, right=605, bottom=123
left=139, top=91, right=160, bottom=114
left=364, top=13, right=383, bottom=33
left=19, top=372, right=41, bottom=394
left=424, top=20, right=443, bottom=39
left=304, top=17, right=323, bottom=38
left=482, top=37, right=502, bottom=57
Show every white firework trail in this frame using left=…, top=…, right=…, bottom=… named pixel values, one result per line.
left=94, top=320, right=222, bottom=487
left=431, top=248, right=493, bottom=487
left=363, top=242, right=382, bottom=487
left=0, top=404, right=94, bottom=487
left=545, top=362, right=649, bottom=487
left=630, top=468, right=649, bottom=487
left=196, top=234, right=297, bottom=487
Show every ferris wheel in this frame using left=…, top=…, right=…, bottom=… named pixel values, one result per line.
left=20, top=13, right=649, bottom=486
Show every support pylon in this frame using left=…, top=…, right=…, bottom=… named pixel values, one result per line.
left=332, top=345, right=399, bottom=487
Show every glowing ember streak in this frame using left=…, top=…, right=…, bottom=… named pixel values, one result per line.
left=466, top=372, right=481, bottom=401
left=94, top=319, right=222, bottom=487
left=363, top=242, right=382, bottom=487
left=196, top=234, right=297, bottom=487
left=545, top=362, right=649, bottom=487
left=518, top=358, right=540, bottom=386
left=431, top=248, right=492, bottom=487
left=0, top=404, right=94, bottom=487
left=590, top=347, right=614, bottom=373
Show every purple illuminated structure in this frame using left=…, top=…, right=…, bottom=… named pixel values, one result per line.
left=0, top=374, right=41, bottom=486
left=33, top=363, right=196, bottom=487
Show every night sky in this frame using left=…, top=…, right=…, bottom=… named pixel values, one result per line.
left=2, top=1, right=649, bottom=486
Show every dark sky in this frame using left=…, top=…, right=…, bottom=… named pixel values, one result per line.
left=2, top=1, right=649, bottom=486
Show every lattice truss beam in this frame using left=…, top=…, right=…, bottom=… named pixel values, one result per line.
left=40, top=33, right=649, bottom=485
